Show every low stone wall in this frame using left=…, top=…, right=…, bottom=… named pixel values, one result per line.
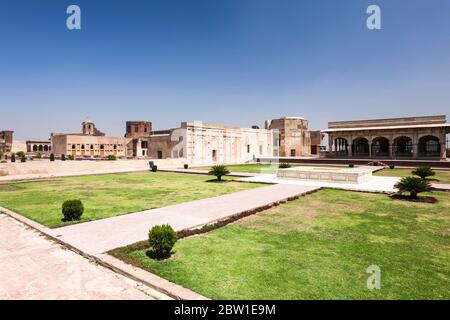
left=0, top=158, right=185, bottom=178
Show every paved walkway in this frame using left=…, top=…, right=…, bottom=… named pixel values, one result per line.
left=50, top=184, right=319, bottom=255
left=431, top=183, right=450, bottom=191
left=0, top=214, right=170, bottom=300
left=240, top=174, right=400, bottom=193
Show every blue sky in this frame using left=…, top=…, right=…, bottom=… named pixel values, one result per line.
left=1, top=0, right=450, bottom=140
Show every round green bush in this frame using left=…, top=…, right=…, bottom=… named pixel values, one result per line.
left=148, top=224, right=178, bottom=259
left=20, top=154, right=26, bottom=162
left=61, top=154, right=66, bottom=161
left=62, top=200, right=84, bottom=221
left=412, top=166, right=435, bottom=180
left=50, top=153, right=55, bottom=161
left=151, top=165, right=158, bottom=172
left=389, top=164, right=395, bottom=169
left=108, top=154, right=117, bottom=160
left=278, top=163, right=292, bottom=169
left=184, top=164, right=189, bottom=169
left=11, top=153, right=16, bottom=163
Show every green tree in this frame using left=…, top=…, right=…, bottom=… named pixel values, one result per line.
left=208, top=165, right=230, bottom=181
left=11, top=153, right=16, bottom=163
left=394, top=176, right=431, bottom=199
left=50, top=153, right=55, bottom=161
left=412, top=166, right=435, bottom=180
left=61, top=154, right=66, bottom=161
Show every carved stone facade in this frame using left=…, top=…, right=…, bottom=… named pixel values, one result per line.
left=0, top=130, right=13, bottom=155
left=322, top=115, right=450, bottom=160
left=266, top=117, right=312, bottom=157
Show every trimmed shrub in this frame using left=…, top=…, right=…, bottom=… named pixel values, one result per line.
left=35, top=152, right=42, bottom=159
left=151, top=165, right=158, bottom=172
left=148, top=224, right=178, bottom=259
left=389, top=164, right=395, bottom=169
left=184, top=164, right=189, bottom=169
left=62, top=200, right=84, bottom=221
left=11, top=153, right=15, bottom=163
left=208, top=165, right=230, bottom=181
left=107, top=154, right=117, bottom=160
left=61, top=154, right=66, bottom=161
left=348, top=164, right=354, bottom=168
left=278, top=163, right=292, bottom=169
left=68, top=154, right=75, bottom=160
left=50, top=153, right=55, bottom=161
left=394, top=176, right=431, bottom=199
left=20, top=154, right=26, bottom=162
left=412, top=166, right=435, bottom=180
left=16, top=151, right=25, bottom=158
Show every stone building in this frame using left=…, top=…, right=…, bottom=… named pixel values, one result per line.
left=51, top=121, right=127, bottom=158
left=0, top=130, right=13, bottom=155
left=322, top=115, right=450, bottom=160
left=266, top=117, right=311, bottom=157
left=125, top=121, right=152, bottom=158
left=26, top=141, right=52, bottom=155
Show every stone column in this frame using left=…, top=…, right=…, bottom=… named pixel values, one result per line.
left=441, top=143, right=446, bottom=160
left=413, top=144, right=418, bottom=158
left=348, top=143, right=352, bottom=157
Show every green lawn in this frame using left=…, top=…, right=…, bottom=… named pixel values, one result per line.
left=194, top=163, right=294, bottom=174
left=374, top=168, right=450, bottom=184
left=111, top=189, right=450, bottom=299
left=0, top=172, right=262, bottom=228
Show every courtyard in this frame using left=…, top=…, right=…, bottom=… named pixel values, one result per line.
left=0, top=171, right=262, bottom=228
left=110, top=188, right=450, bottom=300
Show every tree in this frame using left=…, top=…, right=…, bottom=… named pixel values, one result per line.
left=50, top=153, right=55, bottom=161
left=20, top=154, right=26, bottom=162
left=11, top=153, right=16, bottom=163
left=61, top=154, right=66, bottom=161
left=208, top=165, right=230, bottom=181
left=412, top=166, right=435, bottom=180
left=394, top=176, right=431, bottom=199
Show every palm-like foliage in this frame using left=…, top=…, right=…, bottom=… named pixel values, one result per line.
left=209, top=165, right=230, bottom=181
left=394, top=176, right=431, bottom=199
left=412, top=166, right=435, bottom=180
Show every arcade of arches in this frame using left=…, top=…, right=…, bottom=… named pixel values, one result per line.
left=323, top=116, right=450, bottom=160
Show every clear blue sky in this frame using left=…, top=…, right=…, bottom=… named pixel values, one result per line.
left=1, top=0, right=450, bottom=140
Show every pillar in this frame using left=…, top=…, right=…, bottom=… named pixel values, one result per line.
left=441, top=143, right=446, bottom=160
left=348, top=143, right=352, bottom=157
left=413, top=144, right=418, bottom=158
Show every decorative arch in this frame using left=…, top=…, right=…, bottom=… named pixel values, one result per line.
left=33, top=145, right=38, bottom=152
left=333, top=137, right=348, bottom=156
left=418, top=135, right=440, bottom=158
left=352, top=137, right=369, bottom=157
left=371, top=137, right=390, bottom=157
left=393, top=136, right=413, bottom=158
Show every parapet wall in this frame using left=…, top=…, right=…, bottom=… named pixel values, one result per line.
left=0, top=158, right=185, bottom=179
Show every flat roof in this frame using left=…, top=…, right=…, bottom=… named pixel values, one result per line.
left=322, top=123, right=450, bottom=133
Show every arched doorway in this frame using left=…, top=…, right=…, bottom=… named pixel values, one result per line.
left=418, top=135, right=440, bottom=158
left=334, top=138, right=348, bottom=157
left=393, top=136, right=413, bottom=158
left=371, top=137, right=390, bottom=157
left=352, top=137, right=369, bottom=157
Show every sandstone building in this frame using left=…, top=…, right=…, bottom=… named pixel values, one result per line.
left=322, top=115, right=450, bottom=160
left=51, top=120, right=127, bottom=158
left=266, top=117, right=311, bottom=157
left=0, top=130, right=13, bottom=155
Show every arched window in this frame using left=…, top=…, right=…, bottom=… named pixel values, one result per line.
left=113, top=144, right=117, bottom=150
left=44, top=145, right=49, bottom=152
left=72, top=144, right=76, bottom=149
left=100, top=144, right=104, bottom=150
left=33, top=145, right=38, bottom=152
left=352, top=137, right=369, bottom=157
left=38, top=145, right=43, bottom=151
left=418, top=136, right=440, bottom=157
left=81, top=145, right=85, bottom=150
left=90, top=145, right=94, bottom=150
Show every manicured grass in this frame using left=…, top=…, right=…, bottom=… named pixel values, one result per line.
left=374, top=168, right=450, bottom=184
left=194, top=163, right=294, bottom=174
left=0, top=172, right=262, bottom=228
left=111, top=189, right=450, bottom=299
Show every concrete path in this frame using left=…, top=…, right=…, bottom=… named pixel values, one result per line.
left=50, top=184, right=319, bottom=255
left=431, top=183, right=450, bottom=191
left=0, top=214, right=170, bottom=300
left=240, top=174, right=400, bottom=193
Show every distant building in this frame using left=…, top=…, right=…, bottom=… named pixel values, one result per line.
left=266, top=117, right=312, bottom=157
left=0, top=130, right=13, bottom=155
left=51, top=121, right=127, bottom=158
left=322, top=115, right=450, bottom=160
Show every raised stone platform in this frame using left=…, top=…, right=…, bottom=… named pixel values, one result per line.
left=276, top=166, right=373, bottom=184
